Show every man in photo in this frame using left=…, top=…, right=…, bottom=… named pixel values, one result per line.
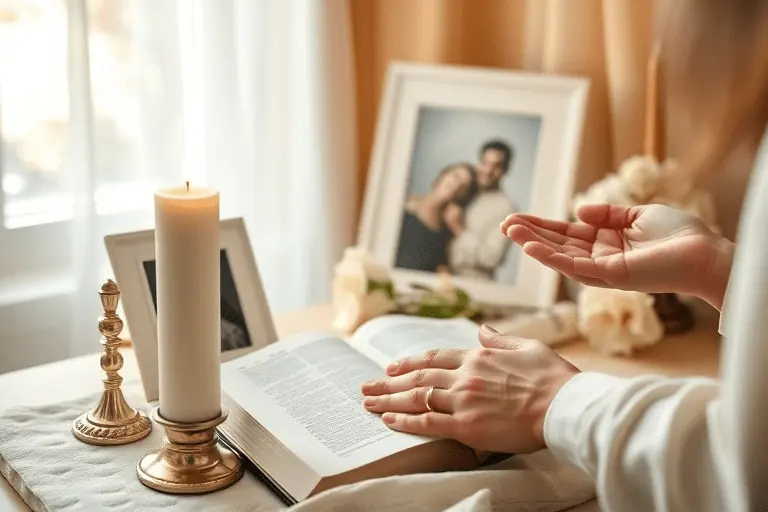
left=446, top=139, right=516, bottom=280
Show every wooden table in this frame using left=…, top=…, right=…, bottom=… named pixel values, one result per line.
left=0, top=302, right=723, bottom=510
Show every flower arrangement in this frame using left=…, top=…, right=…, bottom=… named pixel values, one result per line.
left=331, top=247, right=397, bottom=334
left=571, top=155, right=718, bottom=355
left=331, top=247, right=480, bottom=334
left=573, top=155, right=718, bottom=232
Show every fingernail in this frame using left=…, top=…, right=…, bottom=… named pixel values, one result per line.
left=481, top=324, right=499, bottom=335
left=382, top=413, right=396, bottom=424
left=386, top=362, right=399, bottom=375
left=363, top=397, right=378, bottom=407
left=361, top=381, right=374, bottom=392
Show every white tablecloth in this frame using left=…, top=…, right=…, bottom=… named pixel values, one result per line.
left=0, top=381, right=597, bottom=512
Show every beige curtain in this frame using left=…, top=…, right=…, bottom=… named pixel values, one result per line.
left=350, top=0, right=750, bottom=239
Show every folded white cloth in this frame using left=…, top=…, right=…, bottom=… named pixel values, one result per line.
left=489, top=302, right=580, bottom=347
left=0, top=382, right=596, bottom=512
left=290, top=450, right=597, bottom=512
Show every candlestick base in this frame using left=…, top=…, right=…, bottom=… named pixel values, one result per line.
left=72, top=279, right=152, bottom=446
left=72, top=392, right=152, bottom=446
left=136, top=404, right=244, bottom=495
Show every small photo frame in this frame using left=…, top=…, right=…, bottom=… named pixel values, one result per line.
left=358, top=62, right=589, bottom=308
left=105, top=217, right=277, bottom=402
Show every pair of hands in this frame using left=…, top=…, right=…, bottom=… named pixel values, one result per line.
left=361, top=203, right=735, bottom=454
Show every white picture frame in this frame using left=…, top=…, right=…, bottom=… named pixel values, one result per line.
left=105, top=217, right=278, bottom=402
left=359, top=62, right=589, bottom=308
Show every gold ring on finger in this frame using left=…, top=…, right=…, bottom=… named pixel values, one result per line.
left=425, top=386, right=435, bottom=412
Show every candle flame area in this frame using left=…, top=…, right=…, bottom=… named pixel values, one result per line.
left=186, top=181, right=190, bottom=192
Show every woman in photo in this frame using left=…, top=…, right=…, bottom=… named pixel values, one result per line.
left=395, top=162, right=476, bottom=273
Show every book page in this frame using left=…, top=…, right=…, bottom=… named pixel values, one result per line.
left=350, top=315, right=481, bottom=368
left=221, top=331, right=432, bottom=477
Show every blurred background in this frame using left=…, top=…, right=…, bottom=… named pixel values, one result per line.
left=0, top=0, right=753, bottom=372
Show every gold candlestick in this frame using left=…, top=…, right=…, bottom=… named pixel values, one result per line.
left=137, top=405, right=243, bottom=494
left=72, top=280, right=152, bottom=445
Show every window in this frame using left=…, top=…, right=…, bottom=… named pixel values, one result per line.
left=0, top=0, right=171, bottom=290
left=1, top=0, right=71, bottom=229
left=0, top=0, right=165, bottom=348
left=1, top=0, right=153, bottom=229
left=0, top=0, right=355, bottom=373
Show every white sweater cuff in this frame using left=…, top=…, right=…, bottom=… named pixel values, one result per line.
left=542, top=372, right=624, bottom=471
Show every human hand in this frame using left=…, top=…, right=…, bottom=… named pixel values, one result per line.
left=444, top=203, right=464, bottom=235
left=360, top=325, right=580, bottom=454
left=500, top=204, right=734, bottom=310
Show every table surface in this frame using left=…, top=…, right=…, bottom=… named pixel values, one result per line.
left=0, top=302, right=723, bottom=510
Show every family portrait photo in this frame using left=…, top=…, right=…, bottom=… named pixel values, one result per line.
left=360, top=63, right=587, bottom=307
left=395, top=105, right=542, bottom=286
left=143, top=249, right=254, bottom=352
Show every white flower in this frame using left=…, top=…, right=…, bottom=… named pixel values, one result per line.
left=332, top=247, right=395, bottom=334
left=571, top=156, right=720, bottom=235
left=334, top=246, right=390, bottom=284
left=572, top=174, right=636, bottom=216
left=618, top=155, right=662, bottom=202
left=577, top=287, right=664, bottom=356
left=332, top=289, right=395, bottom=334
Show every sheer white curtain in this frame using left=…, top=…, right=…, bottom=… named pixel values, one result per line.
left=0, top=0, right=356, bottom=366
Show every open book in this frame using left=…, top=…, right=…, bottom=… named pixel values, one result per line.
left=218, top=315, right=496, bottom=505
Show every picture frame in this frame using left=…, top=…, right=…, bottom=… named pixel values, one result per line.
left=105, top=217, right=278, bottom=402
left=358, top=62, right=589, bottom=308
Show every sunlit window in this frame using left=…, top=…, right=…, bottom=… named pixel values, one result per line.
left=0, top=0, right=147, bottom=229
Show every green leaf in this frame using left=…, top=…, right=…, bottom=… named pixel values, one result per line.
left=368, top=279, right=395, bottom=300
left=392, top=280, right=486, bottom=321
left=416, top=303, right=458, bottom=319
left=454, top=288, right=470, bottom=310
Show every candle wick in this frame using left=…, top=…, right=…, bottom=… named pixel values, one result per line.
left=186, top=181, right=190, bottom=192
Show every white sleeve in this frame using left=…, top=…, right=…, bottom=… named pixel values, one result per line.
left=544, top=373, right=730, bottom=511
left=543, top=134, right=768, bottom=512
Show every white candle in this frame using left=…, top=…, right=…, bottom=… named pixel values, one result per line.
left=154, top=183, right=221, bottom=423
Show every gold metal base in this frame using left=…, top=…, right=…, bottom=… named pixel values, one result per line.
left=72, top=280, right=153, bottom=446
left=72, top=389, right=152, bottom=445
left=136, top=405, right=244, bottom=495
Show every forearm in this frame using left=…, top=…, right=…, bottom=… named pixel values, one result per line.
left=544, top=373, right=729, bottom=512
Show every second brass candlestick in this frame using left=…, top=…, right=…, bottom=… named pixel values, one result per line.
left=72, top=279, right=152, bottom=445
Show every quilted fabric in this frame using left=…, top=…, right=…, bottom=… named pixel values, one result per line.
left=0, top=381, right=596, bottom=512
left=0, top=381, right=284, bottom=512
